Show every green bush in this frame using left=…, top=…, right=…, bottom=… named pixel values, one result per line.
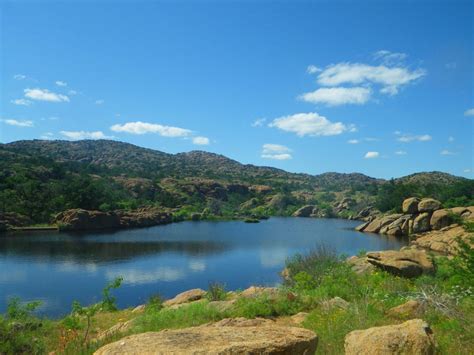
left=206, top=282, right=227, bottom=301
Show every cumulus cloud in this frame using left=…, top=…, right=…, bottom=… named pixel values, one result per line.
left=55, top=80, right=67, bottom=87
left=261, top=143, right=292, bottom=160
left=24, top=88, right=70, bottom=102
left=14, top=74, right=26, bottom=80
left=306, top=65, right=322, bottom=74
left=299, top=86, right=371, bottom=106
left=269, top=112, right=348, bottom=137
left=373, top=50, right=408, bottom=65
left=1, top=118, right=34, bottom=127
left=440, top=149, right=456, bottom=156
left=192, top=136, right=210, bottom=145
left=396, top=132, right=432, bottom=142
left=251, top=118, right=267, bottom=127
left=464, top=108, right=474, bottom=116
left=60, top=130, right=113, bottom=140
left=40, top=132, right=54, bottom=140
left=95, top=99, right=104, bottom=105
left=68, top=90, right=78, bottom=95
left=448, top=136, right=454, bottom=143
left=364, top=151, right=379, bottom=159
left=11, top=98, right=32, bottom=106
left=110, top=121, right=192, bottom=137
left=347, top=139, right=359, bottom=144
left=316, top=62, right=425, bottom=96
left=395, top=150, right=407, bottom=155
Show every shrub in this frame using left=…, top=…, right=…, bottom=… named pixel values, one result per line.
left=206, top=282, right=227, bottom=301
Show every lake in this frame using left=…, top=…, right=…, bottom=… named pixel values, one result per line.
left=0, top=217, right=406, bottom=317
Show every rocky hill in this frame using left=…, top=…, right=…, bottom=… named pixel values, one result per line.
left=0, top=139, right=472, bottom=225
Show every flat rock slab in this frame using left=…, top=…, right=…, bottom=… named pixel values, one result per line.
left=366, top=250, right=434, bottom=278
left=94, top=318, right=318, bottom=355
left=345, top=319, right=435, bottom=355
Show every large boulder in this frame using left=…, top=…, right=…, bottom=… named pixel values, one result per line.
left=344, top=319, right=435, bottom=355
left=94, top=318, right=318, bottom=355
left=413, top=212, right=431, bottom=233
left=418, top=198, right=441, bottom=213
left=292, top=205, right=316, bottom=217
left=363, top=214, right=403, bottom=233
left=402, top=197, right=420, bottom=214
left=163, top=288, right=206, bottom=307
left=430, top=209, right=453, bottom=230
left=366, top=250, right=434, bottom=277
left=411, top=225, right=472, bottom=255
left=381, top=215, right=411, bottom=236
left=347, top=255, right=376, bottom=274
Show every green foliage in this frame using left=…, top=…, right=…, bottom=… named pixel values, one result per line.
left=6, top=298, right=42, bottom=321
left=206, top=282, right=227, bottom=301
left=101, top=277, right=123, bottom=312
left=147, top=294, right=164, bottom=313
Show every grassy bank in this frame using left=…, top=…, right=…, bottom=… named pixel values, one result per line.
left=1, top=240, right=473, bottom=354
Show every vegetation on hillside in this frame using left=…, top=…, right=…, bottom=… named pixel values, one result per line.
left=1, top=140, right=473, bottom=225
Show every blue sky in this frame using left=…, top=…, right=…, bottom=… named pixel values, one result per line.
left=1, top=0, right=472, bottom=179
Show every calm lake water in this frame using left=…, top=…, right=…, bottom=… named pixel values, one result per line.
left=0, top=218, right=406, bottom=317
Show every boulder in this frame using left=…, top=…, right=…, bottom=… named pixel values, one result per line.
left=290, top=312, right=309, bottom=325
left=355, top=221, right=370, bottom=232
left=366, top=250, right=434, bottom=277
left=292, top=205, right=316, bottom=217
left=450, top=207, right=469, bottom=216
left=418, top=198, right=441, bottom=213
left=131, top=304, right=146, bottom=313
left=163, top=288, right=206, bottom=307
left=387, top=300, right=423, bottom=319
left=94, top=318, right=318, bottom=355
left=240, top=286, right=279, bottom=299
left=382, top=215, right=411, bottom=236
left=346, top=255, right=376, bottom=274
left=363, top=214, right=403, bottom=233
left=344, top=319, right=435, bottom=355
left=321, top=297, right=349, bottom=311
left=410, top=225, right=472, bottom=255
left=413, top=212, right=431, bottom=233
left=430, top=209, right=453, bottom=230
left=402, top=197, right=420, bottom=214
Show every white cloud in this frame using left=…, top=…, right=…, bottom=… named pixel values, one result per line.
left=464, top=108, right=474, bottom=116
left=95, top=99, right=104, bottom=105
left=24, top=88, right=70, bottom=102
left=364, top=151, right=379, bottom=159
left=347, top=139, right=359, bottom=144
left=11, top=98, right=32, bottom=106
left=395, top=132, right=432, bottom=142
left=464, top=169, right=472, bottom=173
left=395, top=150, right=407, bottom=155
left=261, top=143, right=292, bottom=160
left=14, top=74, right=26, bottom=80
left=55, top=80, right=67, bottom=87
left=60, top=130, right=113, bottom=140
left=110, top=121, right=192, bottom=137
left=445, top=62, right=457, bottom=70
left=440, top=149, right=456, bottom=156
left=1, top=118, right=34, bottom=127
left=448, top=136, right=454, bottom=143
left=316, top=62, right=425, bottom=95
left=192, top=136, right=210, bottom=145
left=299, top=86, right=371, bottom=106
left=373, top=50, right=408, bottom=65
left=251, top=118, right=267, bottom=127
left=68, top=90, right=78, bottom=95
left=306, top=65, right=322, bottom=74
left=269, top=112, right=348, bottom=137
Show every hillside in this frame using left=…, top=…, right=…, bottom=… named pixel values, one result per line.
left=1, top=139, right=472, bottom=225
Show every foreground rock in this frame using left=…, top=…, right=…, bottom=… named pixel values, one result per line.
left=94, top=317, right=318, bottom=355
left=366, top=250, right=434, bottom=277
left=163, top=288, right=206, bottom=307
left=344, top=319, right=435, bottom=355
left=54, top=207, right=172, bottom=231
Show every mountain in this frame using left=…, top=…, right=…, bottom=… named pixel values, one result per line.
left=1, top=139, right=472, bottom=225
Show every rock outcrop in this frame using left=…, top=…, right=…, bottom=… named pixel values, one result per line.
left=344, top=319, right=435, bottom=355
left=54, top=207, right=172, bottom=231
left=0, top=212, right=33, bottom=230
left=356, top=197, right=473, bottom=242
left=94, top=317, right=318, bottom=355
left=366, top=250, right=434, bottom=277
left=292, top=205, right=316, bottom=217
left=410, top=224, right=472, bottom=255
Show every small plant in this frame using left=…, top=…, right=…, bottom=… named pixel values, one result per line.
left=101, top=276, right=123, bottom=311
left=6, top=297, right=42, bottom=321
left=147, top=294, right=164, bottom=312
left=206, top=282, right=227, bottom=301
